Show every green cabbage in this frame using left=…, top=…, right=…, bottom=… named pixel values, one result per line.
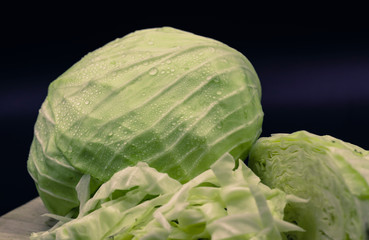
left=30, top=153, right=303, bottom=240
left=248, top=130, right=369, bottom=240
left=27, top=27, right=263, bottom=215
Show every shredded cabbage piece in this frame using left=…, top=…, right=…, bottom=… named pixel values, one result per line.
left=31, top=153, right=303, bottom=240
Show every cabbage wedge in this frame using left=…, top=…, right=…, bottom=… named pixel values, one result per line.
left=249, top=130, right=369, bottom=240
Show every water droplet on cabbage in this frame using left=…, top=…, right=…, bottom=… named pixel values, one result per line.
left=149, top=68, right=158, bottom=75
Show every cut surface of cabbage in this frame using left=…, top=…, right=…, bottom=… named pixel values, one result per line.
left=249, top=130, right=369, bottom=240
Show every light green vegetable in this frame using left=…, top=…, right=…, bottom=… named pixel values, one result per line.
left=30, top=153, right=303, bottom=240
left=248, top=130, right=369, bottom=240
left=27, top=27, right=263, bottom=215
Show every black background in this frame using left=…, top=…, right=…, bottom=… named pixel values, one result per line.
left=1, top=15, right=369, bottom=215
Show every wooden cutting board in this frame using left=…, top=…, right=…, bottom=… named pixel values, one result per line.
left=0, top=197, right=55, bottom=240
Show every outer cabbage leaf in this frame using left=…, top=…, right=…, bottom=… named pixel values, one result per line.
left=30, top=153, right=302, bottom=240
left=27, top=27, right=263, bottom=215
left=248, top=130, right=369, bottom=240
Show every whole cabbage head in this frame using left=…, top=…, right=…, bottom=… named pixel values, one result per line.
left=27, top=27, right=263, bottom=215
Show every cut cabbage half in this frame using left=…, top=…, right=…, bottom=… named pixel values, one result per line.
left=249, top=130, right=369, bottom=240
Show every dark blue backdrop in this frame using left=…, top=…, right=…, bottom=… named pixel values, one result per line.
left=1, top=18, right=368, bottom=215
